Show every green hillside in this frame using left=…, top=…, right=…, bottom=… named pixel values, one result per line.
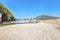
left=34, top=15, right=59, bottom=20
left=0, top=3, right=15, bottom=22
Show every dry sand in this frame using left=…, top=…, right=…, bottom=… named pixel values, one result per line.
left=40, top=19, right=60, bottom=26
left=0, top=23, right=60, bottom=40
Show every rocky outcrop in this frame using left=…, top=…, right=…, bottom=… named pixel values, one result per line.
left=0, top=3, right=15, bottom=23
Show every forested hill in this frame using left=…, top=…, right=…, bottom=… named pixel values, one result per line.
left=0, top=3, right=15, bottom=22
left=34, top=15, right=59, bottom=20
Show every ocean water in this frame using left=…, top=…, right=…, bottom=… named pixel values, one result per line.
left=14, top=22, right=37, bottom=24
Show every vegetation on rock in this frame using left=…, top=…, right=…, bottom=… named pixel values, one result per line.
left=34, top=15, right=59, bottom=21
left=0, top=3, right=15, bottom=22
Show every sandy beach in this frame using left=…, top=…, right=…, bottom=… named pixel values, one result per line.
left=0, top=23, right=60, bottom=40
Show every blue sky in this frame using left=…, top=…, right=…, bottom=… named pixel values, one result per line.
left=0, top=0, right=60, bottom=18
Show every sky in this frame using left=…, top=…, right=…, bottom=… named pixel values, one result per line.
left=0, top=0, right=60, bottom=18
